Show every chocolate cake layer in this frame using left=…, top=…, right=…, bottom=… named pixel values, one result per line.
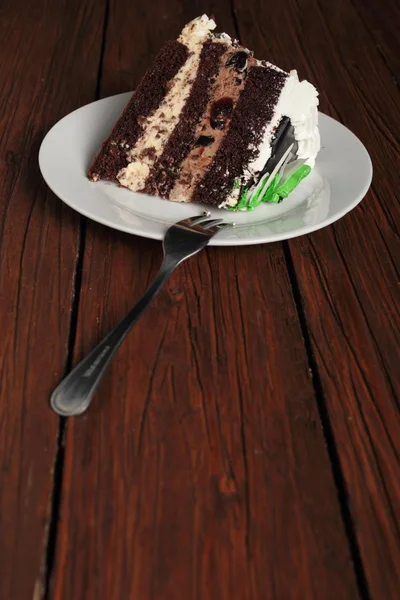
left=191, top=66, right=287, bottom=206
left=88, top=40, right=188, bottom=182
left=142, top=40, right=226, bottom=198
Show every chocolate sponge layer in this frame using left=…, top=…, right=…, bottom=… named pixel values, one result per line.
left=191, top=66, right=287, bottom=206
left=88, top=40, right=188, bottom=182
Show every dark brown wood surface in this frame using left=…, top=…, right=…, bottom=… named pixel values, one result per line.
left=0, top=0, right=398, bottom=599
left=0, top=1, right=105, bottom=598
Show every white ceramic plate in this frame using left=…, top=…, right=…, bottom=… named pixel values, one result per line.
left=39, top=92, right=372, bottom=246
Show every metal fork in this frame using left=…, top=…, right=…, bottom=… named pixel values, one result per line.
left=50, top=213, right=227, bottom=417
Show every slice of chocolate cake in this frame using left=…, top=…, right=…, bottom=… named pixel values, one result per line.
left=89, top=15, right=320, bottom=211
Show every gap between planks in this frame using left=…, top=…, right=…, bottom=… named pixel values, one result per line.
left=282, top=241, right=372, bottom=600
left=42, top=0, right=111, bottom=596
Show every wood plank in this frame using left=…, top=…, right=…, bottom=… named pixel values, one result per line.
left=0, top=0, right=105, bottom=598
left=351, top=0, right=400, bottom=86
left=51, top=2, right=360, bottom=599
left=233, top=0, right=400, bottom=597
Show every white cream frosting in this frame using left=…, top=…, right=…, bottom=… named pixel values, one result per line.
left=248, top=69, right=320, bottom=174
left=179, top=14, right=216, bottom=49
left=118, top=15, right=216, bottom=191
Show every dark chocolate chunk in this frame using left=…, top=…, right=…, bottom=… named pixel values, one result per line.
left=210, top=97, right=234, bottom=130
left=195, top=135, right=215, bottom=147
left=141, top=147, right=156, bottom=159
left=226, top=51, right=248, bottom=72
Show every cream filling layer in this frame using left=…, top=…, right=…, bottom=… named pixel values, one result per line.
left=117, top=15, right=217, bottom=192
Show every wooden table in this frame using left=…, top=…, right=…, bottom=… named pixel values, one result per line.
left=1, top=0, right=399, bottom=598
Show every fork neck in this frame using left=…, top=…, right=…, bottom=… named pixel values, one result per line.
left=143, top=254, right=180, bottom=300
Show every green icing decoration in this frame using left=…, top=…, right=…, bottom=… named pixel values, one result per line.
left=231, top=164, right=311, bottom=211
left=237, top=187, right=251, bottom=210
left=233, top=178, right=241, bottom=190
left=263, top=174, right=281, bottom=203
left=276, top=165, right=311, bottom=199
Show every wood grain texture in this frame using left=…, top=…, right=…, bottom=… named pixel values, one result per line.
left=0, top=0, right=105, bottom=598
left=351, top=0, right=400, bottom=86
left=53, top=234, right=360, bottom=600
left=234, top=0, right=400, bottom=597
left=51, top=1, right=361, bottom=599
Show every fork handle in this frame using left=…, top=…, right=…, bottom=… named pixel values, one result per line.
left=50, top=257, right=178, bottom=416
